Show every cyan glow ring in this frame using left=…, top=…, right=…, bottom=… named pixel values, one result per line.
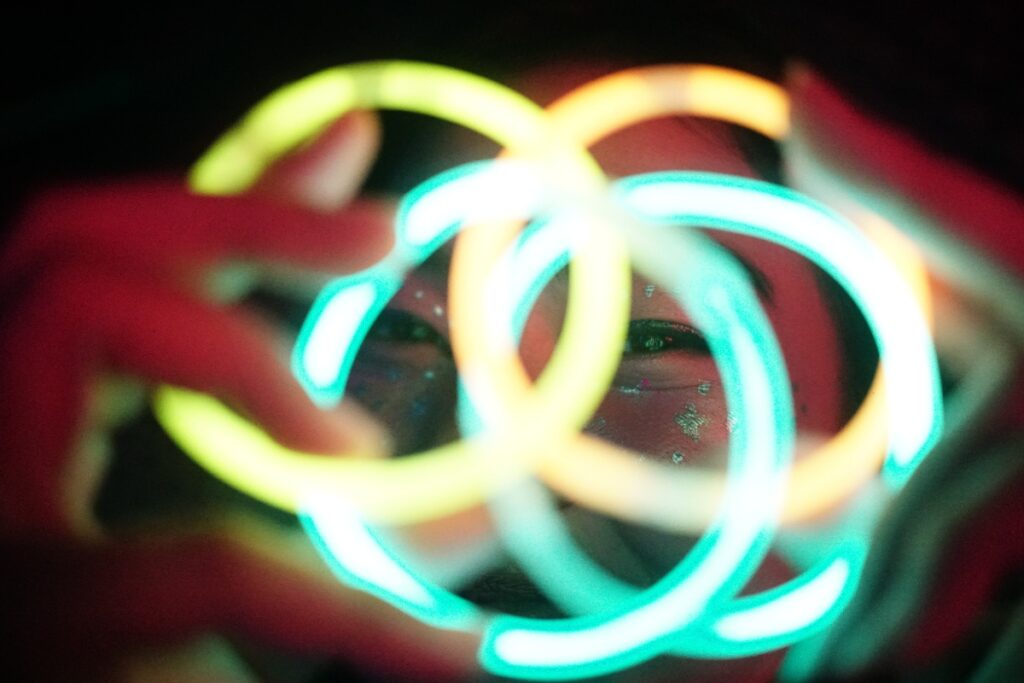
left=154, top=61, right=634, bottom=524
left=302, top=155, right=795, bottom=678
left=481, top=172, right=928, bottom=659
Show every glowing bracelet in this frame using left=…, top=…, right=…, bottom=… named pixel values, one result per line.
left=299, top=168, right=918, bottom=675
left=303, top=156, right=795, bottom=678
left=473, top=190, right=842, bottom=658
left=154, top=61, right=633, bottom=524
left=478, top=172, right=934, bottom=662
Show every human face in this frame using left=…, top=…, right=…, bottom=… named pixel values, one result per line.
left=342, top=63, right=847, bottom=680
left=350, top=64, right=845, bottom=463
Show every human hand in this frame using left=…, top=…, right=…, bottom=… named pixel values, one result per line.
left=781, top=66, right=1024, bottom=681
left=0, top=111, right=478, bottom=681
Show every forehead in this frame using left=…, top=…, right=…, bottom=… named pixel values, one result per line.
left=401, top=63, right=845, bottom=433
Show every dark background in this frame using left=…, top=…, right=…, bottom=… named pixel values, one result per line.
left=2, top=2, right=1019, bottom=227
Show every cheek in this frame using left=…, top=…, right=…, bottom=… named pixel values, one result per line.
left=713, top=234, right=845, bottom=436
left=516, top=282, right=569, bottom=381
left=764, top=280, right=843, bottom=435
left=590, top=385, right=732, bottom=467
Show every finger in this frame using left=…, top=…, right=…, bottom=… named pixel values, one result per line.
left=784, top=65, right=1024, bottom=277
left=3, top=519, right=478, bottom=682
left=236, top=110, right=384, bottom=301
left=249, top=110, right=381, bottom=213
left=0, top=261, right=390, bottom=535
left=1, top=181, right=394, bottom=297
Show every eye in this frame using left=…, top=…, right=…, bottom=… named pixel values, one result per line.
left=622, top=319, right=709, bottom=356
left=366, top=309, right=451, bottom=357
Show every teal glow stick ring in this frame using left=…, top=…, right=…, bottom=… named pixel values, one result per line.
left=300, top=158, right=796, bottom=680
left=154, top=61, right=634, bottom=524
left=479, top=172, right=936, bottom=659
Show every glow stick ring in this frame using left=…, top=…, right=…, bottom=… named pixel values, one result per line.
left=300, top=170, right=917, bottom=674
left=478, top=172, right=929, bottom=661
left=473, top=190, right=852, bottom=659
left=153, top=61, right=634, bottom=524
left=303, top=157, right=796, bottom=679
left=448, top=65, right=938, bottom=533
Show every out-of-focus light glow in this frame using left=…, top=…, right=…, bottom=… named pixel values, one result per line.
left=189, top=62, right=591, bottom=195
left=297, top=160, right=795, bottom=678
left=712, top=546, right=860, bottom=644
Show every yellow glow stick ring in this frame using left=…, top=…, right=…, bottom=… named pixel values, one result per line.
left=448, top=65, right=933, bottom=530
left=154, top=61, right=632, bottom=523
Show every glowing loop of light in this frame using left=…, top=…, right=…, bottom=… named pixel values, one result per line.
left=467, top=171, right=937, bottom=672
left=299, top=155, right=795, bottom=679
left=155, top=61, right=636, bottom=523
left=301, top=167, right=933, bottom=677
